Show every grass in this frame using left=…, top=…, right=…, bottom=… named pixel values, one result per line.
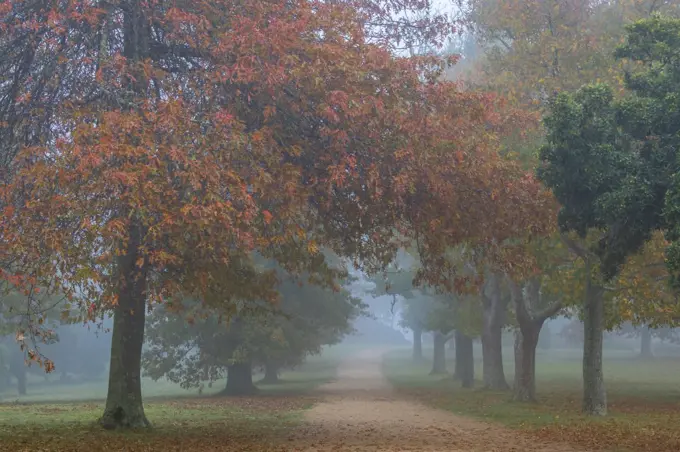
left=0, top=344, right=353, bottom=451
left=383, top=346, right=680, bottom=451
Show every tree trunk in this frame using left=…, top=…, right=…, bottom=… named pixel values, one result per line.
left=412, top=327, right=423, bottom=362
left=453, top=330, right=462, bottom=380
left=582, top=272, right=607, bottom=416
left=481, top=273, right=509, bottom=390
left=100, top=0, right=152, bottom=430
left=640, top=326, right=653, bottom=358
left=223, top=361, right=258, bottom=396
left=100, top=223, right=150, bottom=430
left=9, top=356, right=27, bottom=395
left=456, top=332, right=474, bottom=388
left=509, top=275, right=563, bottom=403
left=430, top=332, right=447, bottom=375
left=448, top=335, right=455, bottom=351
left=15, top=365, right=26, bottom=395
left=261, top=360, right=280, bottom=384
left=513, top=322, right=541, bottom=402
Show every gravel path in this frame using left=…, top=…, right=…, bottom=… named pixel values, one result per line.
left=289, top=348, right=585, bottom=451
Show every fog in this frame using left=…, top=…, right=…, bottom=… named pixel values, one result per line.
left=2, top=0, right=680, bottom=450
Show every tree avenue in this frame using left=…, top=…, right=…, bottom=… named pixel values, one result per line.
left=7, top=0, right=678, bottom=439
left=0, top=0, right=555, bottom=430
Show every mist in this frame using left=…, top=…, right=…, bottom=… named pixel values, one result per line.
left=2, top=0, right=680, bottom=451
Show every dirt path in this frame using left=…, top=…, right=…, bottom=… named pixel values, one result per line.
left=290, top=348, right=585, bottom=451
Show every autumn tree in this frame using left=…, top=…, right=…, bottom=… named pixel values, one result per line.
left=0, top=0, right=476, bottom=429
left=612, top=232, right=680, bottom=356
left=464, top=0, right=679, bottom=106
left=0, top=0, right=563, bottom=429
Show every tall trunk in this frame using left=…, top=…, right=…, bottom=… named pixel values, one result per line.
left=15, top=366, right=26, bottom=395
left=481, top=272, right=509, bottom=390
left=261, top=360, right=280, bottom=384
left=453, top=330, right=463, bottom=380
left=430, top=332, right=447, bottom=375
left=448, top=335, right=455, bottom=351
left=223, top=361, right=258, bottom=396
left=100, top=1, right=151, bottom=430
left=582, top=269, right=607, bottom=416
left=456, top=332, right=474, bottom=388
left=9, top=356, right=27, bottom=395
left=513, top=323, right=541, bottom=402
left=412, top=327, right=423, bottom=362
left=640, top=326, right=653, bottom=358
left=100, top=223, right=150, bottom=429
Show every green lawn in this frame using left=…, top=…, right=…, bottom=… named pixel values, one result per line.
left=383, top=346, right=680, bottom=452
left=0, top=344, right=353, bottom=452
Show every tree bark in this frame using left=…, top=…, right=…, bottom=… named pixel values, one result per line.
left=223, top=361, right=258, bottom=396
left=261, top=360, right=280, bottom=384
left=456, top=332, right=474, bottom=388
left=100, top=0, right=152, bottom=429
left=100, top=223, right=150, bottom=430
left=509, top=276, right=563, bottom=403
left=513, top=324, right=540, bottom=402
left=448, top=334, right=455, bottom=351
left=582, top=270, right=607, bottom=416
left=640, top=326, right=653, bottom=358
left=481, top=272, right=509, bottom=390
left=430, top=332, right=447, bottom=375
left=412, top=327, right=423, bottom=362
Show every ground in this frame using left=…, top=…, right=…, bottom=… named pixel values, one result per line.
left=383, top=346, right=680, bottom=452
left=1, top=345, right=679, bottom=451
left=290, top=348, right=580, bottom=451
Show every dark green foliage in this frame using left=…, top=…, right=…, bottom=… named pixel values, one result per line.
left=538, top=14, right=680, bottom=281
left=142, top=269, right=363, bottom=391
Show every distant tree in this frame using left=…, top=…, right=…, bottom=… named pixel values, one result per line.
left=142, top=270, right=363, bottom=394
left=369, top=252, right=422, bottom=359
left=422, top=292, right=456, bottom=376
left=398, top=295, right=428, bottom=362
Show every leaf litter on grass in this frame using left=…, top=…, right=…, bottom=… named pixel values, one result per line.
left=0, top=394, right=315, bottom=452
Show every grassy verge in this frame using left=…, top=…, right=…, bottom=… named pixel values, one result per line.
left=0, top=346, right=351, bottom=451
left=383, top=347, right=680, bottom=452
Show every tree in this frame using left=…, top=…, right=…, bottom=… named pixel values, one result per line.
left=537, top=83, right=627, bottom=416
left=143, top=268, right=362, bottom=394
left=465, top=0, right=679, bottom=108
left=537, top=15, right=680, bottom=414
left=508, top=275, right=563, bottom=402
left=0, top=0, right=470, bottom=430
left=505, top=235, right=581, bottom=402
left=368, top=251, right=421, bottom=358
left=399, top=294, right=429, bottom=362
left=419, top=291, right=456, bottom=375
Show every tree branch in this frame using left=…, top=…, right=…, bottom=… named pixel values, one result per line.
left=560, top=233, right=591, bottom=259
left=537, top=299, right=563, bottom=321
